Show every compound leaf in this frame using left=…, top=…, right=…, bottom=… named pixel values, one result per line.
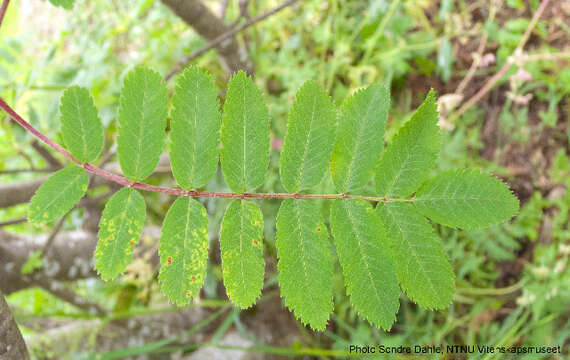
left=375, top=90, right=441, bottom=197
left=414, top=169, right=520, bottom=229
left=117, top=67, right=168, bottom=182
left=276, top=199, right=333, bottom=330
left=330, top=85, right=390, bottom=193
left=220, top=71, right=270, bottom=193
left=94, top=188, right=146, bottom=281
left=48, top=0, right=75, bottom=10
left=60, top=86, right=104, bottom=163
left=170, top=66, right=220, bottom=190
left=376, top=202, right=454, bottom=309
left=330, top=199, right=400, bottom=329
left=219, top=199, right=265, bottom=308
left=280, top=81, right=337, bottom=192
left=159, top=197, right=209, bottom=305
left=28, top=165, right=88, bottom=225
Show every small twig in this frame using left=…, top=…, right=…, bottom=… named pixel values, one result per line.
left=31, top=140, right=63, bottom=169
left=0, top=216, right=26, bottom=227
left=41, top=210, right=70, bottom=256
left=0, top=0, right=10, bottom=29
left=0, top=168, right=52, bottom=174
left=0, top=190, right=114, bottom=228
left=39, top=284, right=107, bottom=315
left=448, top=0, right=551, bottom=123
left=455, top=0, right=503, bottom=95
left=164, top=0, right=298, bottom=81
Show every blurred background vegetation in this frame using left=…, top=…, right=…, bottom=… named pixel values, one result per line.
left=0, top=0, right=568, bottom=359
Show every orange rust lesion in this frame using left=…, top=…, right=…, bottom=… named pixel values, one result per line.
left=316, top=227, right=321, bottom=232
left=129, top=240, right=135, bottom=246
left=167, top=256, right=173, bottom=265
left=253, top=239, right=259, bottom=246
left=191, top=275, right=196, bottom=280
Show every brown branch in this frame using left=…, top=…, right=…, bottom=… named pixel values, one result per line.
left=38, top=285, right=107, bottom=315
left=164, top=0, right=298, bottom=81
left=161, top=0, right=253, bottom=76
left=31, top=140, right=63, bottom=170
left=0, top=217, right=26, bottom=227
left=0, top=168, right=52, bottom=174
left=0, top=97, right=411, bottom=203
left=41, top=210, right=70, bottom=256
left=0, top=290, right=30, bottom=360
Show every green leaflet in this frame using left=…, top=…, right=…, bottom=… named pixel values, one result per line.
left=94, top=188, right=146, bottom=281
left=220, top=71, right=270, bottom=193
left=60, top=86, right=104, bottom=163
left=375, top=90, right=441, bottom=197
left=48, top=0, right=75, bottom=10
left=219, top=199, right=265, bottom=308
left=170, top=66, right=221, bottom=190
left=376, top=202, right=455, bottom=309
left=330, top=199, right=400, bottom=329
left=117, top=67, right=168, bottom=182
left=28, top=165, right=88, bottom=225
left=414, top=169, right=520, bottom=229
left=330, top=85, right=390, bottom=193
left=276, top=199, right=333, bottom=330
left=280, top=81, right=337, bottom=193
left=159, top=197, right=209, bottom=305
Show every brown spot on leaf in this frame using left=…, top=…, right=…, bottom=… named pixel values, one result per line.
left=167, top=256, right=172, bottom=265
left=253, top=239, right=259, bottom=246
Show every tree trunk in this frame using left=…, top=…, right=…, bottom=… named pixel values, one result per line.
left=0, top=291, right=30, bottom=359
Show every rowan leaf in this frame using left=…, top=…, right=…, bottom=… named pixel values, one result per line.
left=330, top=199, right=400, bottom=329
left=276, top=199, right=333, bottom=330
left=28, top=165, right=88, bottom=225
left=158, top=197, right=209, bottom=305
left=48, top=0, right=75, bottom=10
left=94, top=188, right=146, bottom=281
left=375, top=90, right=440, bottom=197
left=220, top=71, right=270, bottom=193
left=330, top=85, right=390, bottom=193
left=414, top=169, right=520, bottom=229
left=280, top=81, right=337, bottom=193
left=376, top=202, right=454, bottom=309
left=219, top=199, right=265, bottom=308
left=170, top=66, right=220, bottom=190
left=117, top=67, right=168, bottom=182
left=60, top=86, right=104, bottom=163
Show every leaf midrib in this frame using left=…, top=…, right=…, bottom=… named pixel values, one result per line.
left=188, top=76, right=199, bottom=189
left=133, top=72, right=148, bottom=181
left=294, top=95, right=319, bottom=192
left=108, top=189, right=134, bottom=274
left=341, top=201, right=386, bottom=322
left=178, top=198, right=193, bottom=299
left=72, top=89, right=89, bottom=162
left=384, top=205, right=440, bottom=305
left=293, top=200, right=316, bottom=306
left=342, top=88, right=382, bottom=192
left=36, top=169, right=85, bottom=216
